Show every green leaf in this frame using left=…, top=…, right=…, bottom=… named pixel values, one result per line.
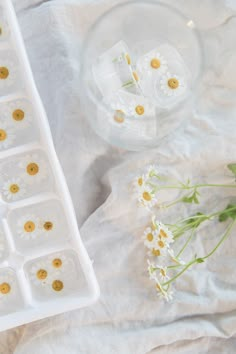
left=227, top=163, right=236, bottom=177
left=182, top=190, right=200, bottom=204
left=218, top=204, right=236, bottom=222
left=196, top=258, right=204, bottom=263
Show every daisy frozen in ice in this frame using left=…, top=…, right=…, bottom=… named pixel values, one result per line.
left=0, top=120, right=16, bottom=150
left=5, top=99, right=33, bottom=129
left=0, top=269, right=17, bottom=303
left=2, top=177, right=26, bottom=201
left=137, top=49, right=168, bottom=76
left=0, top=57, right=19, bottom=89
left=160, top=72, right=186, bottom=97
left=17, top=214, right=40, bottom=240
left=18, top=153, right=48, bottom=184
left=29, top=260, right=52, bottom=287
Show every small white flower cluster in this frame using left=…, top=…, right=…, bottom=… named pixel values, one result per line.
left=144, top=218, right=175, bottom=301
left=133, top=164, right=159, bottom=210
left=1, top=153, right=48, bottom=202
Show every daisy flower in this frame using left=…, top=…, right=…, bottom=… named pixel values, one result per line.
left=156, top=283, right=174, bottom=302
left=157, top=266, right=169, bottom=282
left=137, top=50, right=168, bottom=76
left=160, top=72, right=186, bottom=97
left=17, top=214, right=40, bottom=240
left=5, top=99, right=33, bottom=129
left=29, top=260, right=52, bottom=287
left=47, top=253, right=69, bottom=275
left=0, top=121, right=16, bottom=150
left=138, top=185, right=157, bottom=209
left=133, top=173, right=147, bottom=191
left=148, top=238, right=168, bottom=258
left=147, top=260, right=158, bottom=281
left=2, top=177, right=26, bottom=201
left=157, top=222, right=174, bottom=245
left=38, top=217, right=56, bottom=234
left=0, top=58, right=18, bottom=89
left=143, top=227, right=158, bottom=249
left=0, top=269, right=17, bottom=303
left=18, top=153, right=48, bottom=184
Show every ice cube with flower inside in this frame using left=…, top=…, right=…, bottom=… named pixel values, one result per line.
left=92, top=40, right=141, bottom=97
left=137, top=43, right=190, bottom=108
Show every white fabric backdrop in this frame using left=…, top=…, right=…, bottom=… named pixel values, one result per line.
left=0, top=0, right=236, bottom=353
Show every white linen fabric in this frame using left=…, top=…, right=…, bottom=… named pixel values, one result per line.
left=0, top=0, right=236, bottom=353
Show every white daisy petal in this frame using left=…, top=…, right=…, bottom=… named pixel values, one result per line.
left=2, top=177, right=26, bottom=201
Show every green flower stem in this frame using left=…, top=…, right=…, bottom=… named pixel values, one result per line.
left=202, top=219, right=236, bottom=260
left=162, top=219, right=236, bottom=287
left=153, top=183, right=236, bottom=193
left=176, top=227, right=196, bottom=258
left=162, top=259, right=197, bottom=287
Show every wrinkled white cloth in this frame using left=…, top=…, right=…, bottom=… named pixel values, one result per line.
left=0, top=0, right=236, bottom=353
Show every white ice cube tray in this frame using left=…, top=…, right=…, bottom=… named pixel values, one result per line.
left=0, top=0, right=99, bottom=331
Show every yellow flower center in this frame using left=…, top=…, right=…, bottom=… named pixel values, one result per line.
left=156, top=283, right=161, bottom=291
left=37, top=269, right=48, bottom=280
left=160, top=268, right=166, bottom=277
left=44, top=221, right=53, bottom=231
left=0, top=129, right=7, bottom=141
left=159, top=229, right=167, bottom=238
left=27, top=162, right=39, bottom=176
left=150, top=58, right=161, bottom=69
left=9, top=184, right=19, bottom=194
left=168, top=78, right=179, bottom=89
left=125, top=54, right=131, bottom=65
left=158, top=240, right=165, bottom=248
left=24, top=221, right=36, bottom=233
left=12, top=109, right=25, bottom=121
left=146, top=233, right=153, bottom=242
left=52, top=258, right=62, bottom=268
left=133, top=71, right=139, bottom=81
left=152, top=249, right=160, bottom=256
left=135, top=105, right=144, bottom=116
left=0, top=66, right=9, bottom=79
left=113, top=110, right=125, bottom=124
left=138, top=177, right=143, bottom=186
left=0, top=282, right=11, bottom=294
left=52, top=280, right=63, bottom=292
left=143, top=191, right=152, bottom=201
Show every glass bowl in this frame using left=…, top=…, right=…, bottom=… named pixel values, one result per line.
left=81, top=0, right=204, bottom=151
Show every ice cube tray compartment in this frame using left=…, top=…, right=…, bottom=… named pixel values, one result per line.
left=7, top=199, right=70, bottom=255
left=0, top=0, right=99, bottom=331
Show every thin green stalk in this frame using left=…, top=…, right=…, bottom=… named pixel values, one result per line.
left=177, top=227, right=196, bottom=258
left=162, top=259, right=197, bottom=287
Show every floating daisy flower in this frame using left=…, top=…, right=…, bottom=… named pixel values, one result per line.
left=19, top=153, right=48, bottom=184
left=38, top=217, right=56, bottom=234
left=2, top=177, right=26, bottom=201
left=47, top=253, right=69, bottom=274
left=160, top=72, right=186, bottom=97
left=0, top=58, right=18, bottom=89
left=143, top=227, right=158, bottom=249
left=5, top=99, right=33, bottom=129
left=137, top=50, right=168, bottom=75
left=0, top=269, right=17, bottom=303
left=138, top=185, right=157, bottom=209
left=0, top=121, right=16, bottom=150
left=29, top=261, right=52, bottom=287
left=17, top=214, right=40, bottom=239
left=108, top=91, right=155, bottom=118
